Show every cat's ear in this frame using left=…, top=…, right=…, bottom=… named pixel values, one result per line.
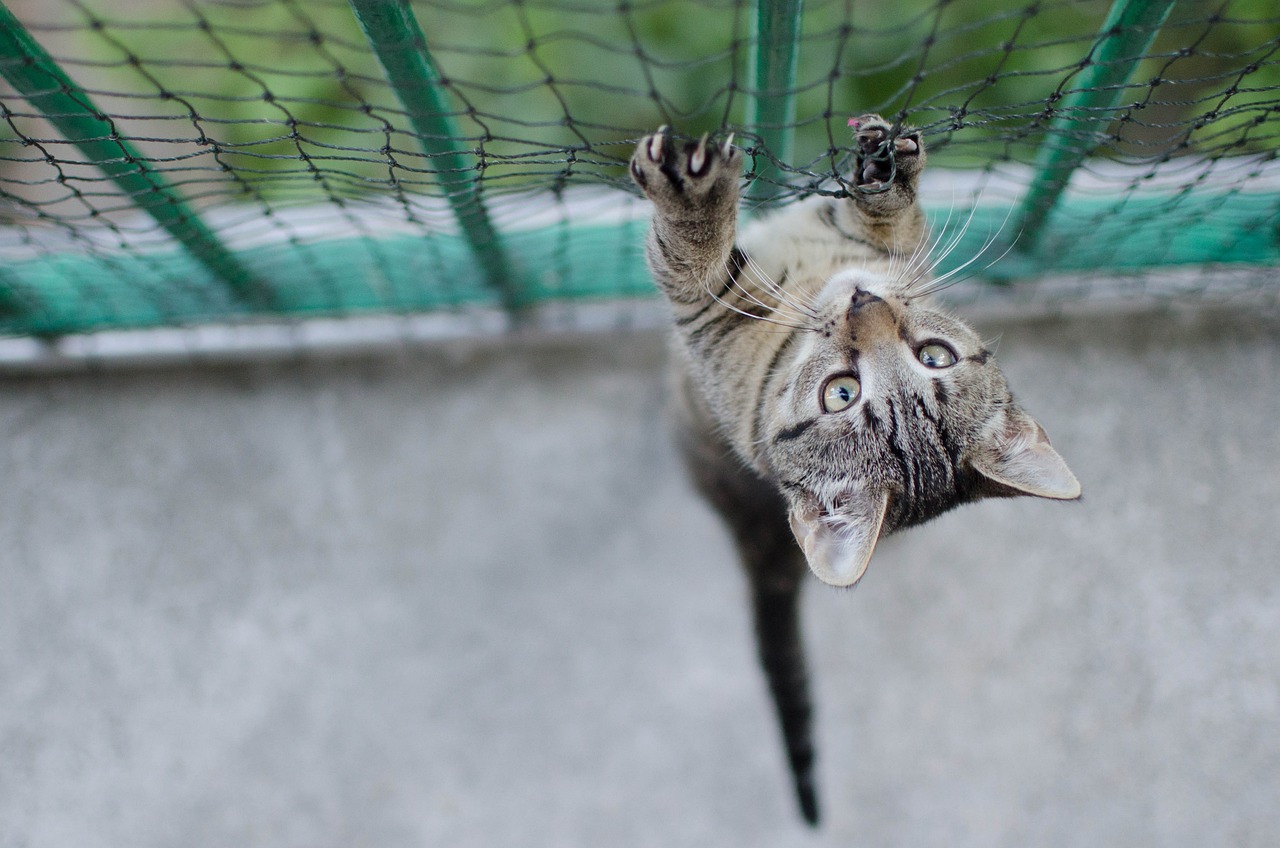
left=971, top=408, right=1080, bottom=500
left=788, top=488, right=890, bottom=587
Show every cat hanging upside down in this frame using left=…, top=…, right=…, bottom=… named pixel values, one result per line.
left=629, top=116, right=1080, bottom=825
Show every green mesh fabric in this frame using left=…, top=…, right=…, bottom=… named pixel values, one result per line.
left=1, top=0, right=1277, bottom=337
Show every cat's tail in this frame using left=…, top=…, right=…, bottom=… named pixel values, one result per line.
left=751, top=570, right=820, bottom=826
left=674, top=416, right=821, bottom=825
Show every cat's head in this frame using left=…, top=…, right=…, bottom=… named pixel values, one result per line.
left=761, top=270, right=1079, bottom=587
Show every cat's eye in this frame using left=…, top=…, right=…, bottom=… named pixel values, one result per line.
left=821, top=374, right=861, bottom=413
left=918, top=342, right=958, bottom=369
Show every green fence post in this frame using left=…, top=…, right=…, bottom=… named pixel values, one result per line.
left=746, top=0, right=805, bottom=205
left=1014, top=0, right=1177, bottom=251
left=0, top=3, right=268, bottom=309
left=349, top=0, right=519, bottom=313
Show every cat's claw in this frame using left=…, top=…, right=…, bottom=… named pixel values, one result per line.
left=852, top=114, right=923, bottom=188
left=847, top=114, right=925, bottom=213
left=630, top=127, right=743, bottom=212
left=647, top=126, right=668, bottom=162
left=689, top=133, right=711, bottom=176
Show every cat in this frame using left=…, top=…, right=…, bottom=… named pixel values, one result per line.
left=629, top=116, right=1080, bottom=825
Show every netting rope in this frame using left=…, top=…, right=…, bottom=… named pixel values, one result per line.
left=1, top=0, right=1277, bottom=338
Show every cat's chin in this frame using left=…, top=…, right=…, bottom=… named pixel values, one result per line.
left=787, top=489, right=890, bottom=587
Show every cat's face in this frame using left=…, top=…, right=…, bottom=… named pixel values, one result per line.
left=761, top=270, right=1080, bottom=587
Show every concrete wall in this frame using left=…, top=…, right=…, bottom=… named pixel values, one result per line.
left=2, top=303, right=1278, bottom=847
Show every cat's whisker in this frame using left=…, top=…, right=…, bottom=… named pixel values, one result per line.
left=720, top=248, right=822, bottom=324
left=740, top=251, right=822, bottom=320
left=702, top=277, right=815, bottom=331
left=898, top=229, right=944, bottom=296
left=736, top=273, right=808, bottom=321
left=899, top=192, right=967, bottom=295
left=901, top=219, right=942, bottom=289
left=902, top=192, right=953, bottom=281
left=900, top=193, right=988, bottom=296
left=886, top=228, right=907, bottom=284
left=717, top=274, right=813, bottom=327
left=921, top=199, right=983, bottom=278
left=913, top=202, right=1020, bottom=294
left=929, top=228, right=1019, bottom=290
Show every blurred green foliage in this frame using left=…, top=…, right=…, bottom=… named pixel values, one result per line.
left=6, top=0, right=1279, bottom=200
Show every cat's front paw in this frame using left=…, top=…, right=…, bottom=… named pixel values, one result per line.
left=849, top=115, right=925, bottom=214
left=630, top=128, right=743, bottom=219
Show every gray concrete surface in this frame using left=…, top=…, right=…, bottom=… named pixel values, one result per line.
left=2, top=303, right=1278, bottom=848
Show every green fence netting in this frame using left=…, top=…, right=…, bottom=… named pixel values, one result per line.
left=1, top=0, right=1277, bottom=338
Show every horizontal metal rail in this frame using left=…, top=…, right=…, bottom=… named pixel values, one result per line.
left=2, top=189, right=1273, bottom=337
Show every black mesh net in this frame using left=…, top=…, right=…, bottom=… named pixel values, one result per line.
left=1, top=0, right=1277, bottom=339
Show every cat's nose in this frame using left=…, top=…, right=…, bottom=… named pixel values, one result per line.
left=849, top=288, right=883, bottom=313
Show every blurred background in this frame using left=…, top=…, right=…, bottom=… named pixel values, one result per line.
left=1, top=1, right=1278, bottom=845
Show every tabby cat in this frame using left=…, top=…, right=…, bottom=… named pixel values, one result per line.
left=629, top=116, right=1080, bottom=825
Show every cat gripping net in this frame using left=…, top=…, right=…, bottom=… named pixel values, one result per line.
left=0, top=0, right=1277, bottom=339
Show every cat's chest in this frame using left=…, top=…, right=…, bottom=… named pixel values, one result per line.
left=738, top=201, right=890, bottom=298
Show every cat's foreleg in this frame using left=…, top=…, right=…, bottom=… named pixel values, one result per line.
left=630, top=129, right=745, bottom=305
left=837, top=115, right=929, bottom=255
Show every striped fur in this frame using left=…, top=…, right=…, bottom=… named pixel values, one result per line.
left=631, top=118, right=1079, bottom=825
